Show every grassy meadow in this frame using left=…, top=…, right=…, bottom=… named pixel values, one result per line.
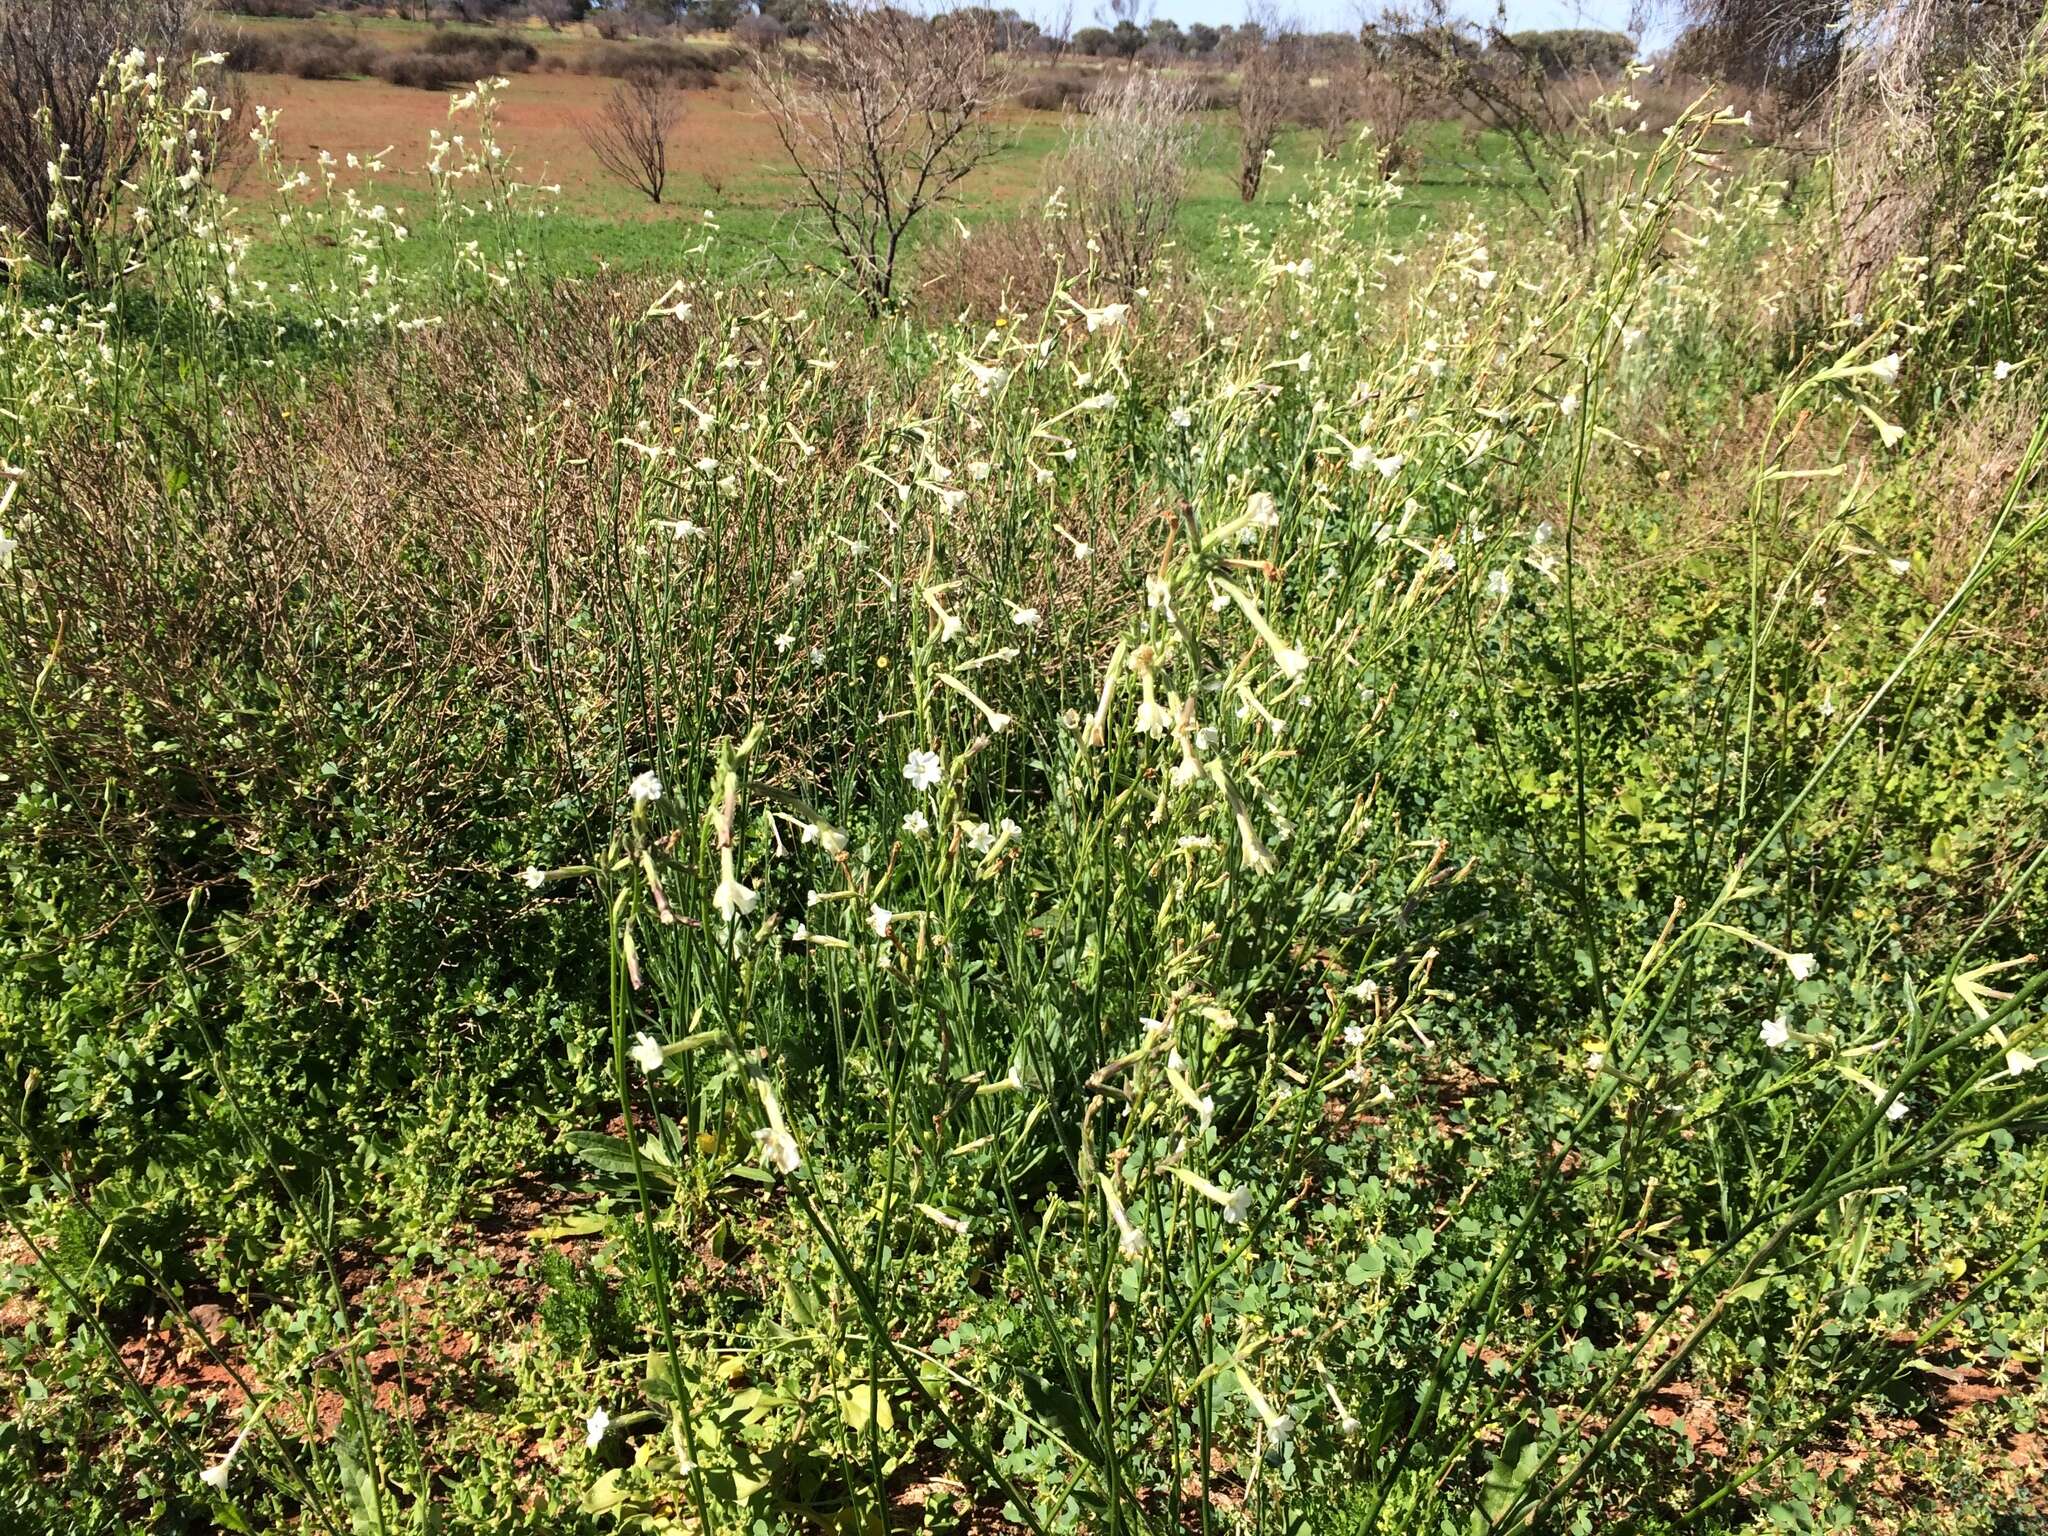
left=3, top=16, right=2048, bottom=1536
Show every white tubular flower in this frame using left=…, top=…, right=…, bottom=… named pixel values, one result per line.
left=1011, top=605, right=1041, bottom=630
left=1170, top=1166, right=1252, bottom=1225
left=631, top=1032, right=664, bottom=1073
left=1134, top=699, right=1175, bottom=737
left=903, top=749, right=943, bottom=792
left=713, top=872, right=757, bottom=924
left=1785, top=952, right=1818, bottom=982
left=2007, top=1047, right=2040, bottom=1077
left=801, top=821, right=848, bottom=855
left=974, top=1061, right=1028, bottom=1096
left=520, top=866, right=545, bottom=890
left=902, top=809, right=930, bottom=836
left=917, top=1203, right=971, bottom=1236
left=1326, top=1382, right=1360, bottom=1437
left=754, top=1126, right=802, bottom=1174
left=584, top=1406, right=611, bottom=1448
left=1129, top=645, right=1171, bottom=737
left=868, top=903, right=894, bottom=938
left=1238, top=1372, right=1294, bottom=1452
left=937, top=672, right=1013, bottom=734
left=1215, top=578, right=1308, bottom=680
left=628, top=770, right=663, bottom=805
left=1867, top=352, right=1902, bottom=384
left=1168, top=1064, right=1215, bottom=1132
left=1071, top=298, right=1129, bottom=332
left=1099, top=1174, right=1146, bottom=1258
left=1207, top=760, right=1277, bottom=875
left=1760, top=1015, right=1791, bottom=1050
left=1083, top=638, right=1128, bottom=749
left=199, top=1418, right=256, bottom=1492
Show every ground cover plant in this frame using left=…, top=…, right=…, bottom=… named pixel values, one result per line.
left=3, top=7, right=2048, bottom=1535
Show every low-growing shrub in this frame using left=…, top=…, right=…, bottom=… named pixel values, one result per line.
left=1012, top=66, right=1092, bottom=111
left=376, top=35, right=535, bottom=89
left=575, top=39, right=735, bottom=82
left=203, top=23, right=376, bottom=80
left=416, top=27, right=538, bottom=68
left=212, top=0, right=319, bottom=16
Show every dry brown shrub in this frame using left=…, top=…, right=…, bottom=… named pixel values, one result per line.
left=19, top=277, right=1170, bottom=872
left=913, top=214, right=1064, bottom=319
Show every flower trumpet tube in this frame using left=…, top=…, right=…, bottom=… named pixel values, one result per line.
left=923, top=584, right=966, bottom=644
left=1213, top=578, right=1309, bottom=679
left=1236, top=1367, right=1295, bottom=1453
left=1206, top=760, right=1277, bottom=875
left=1203, top=488, right=1282, bottom=550
left=936, top=671, right=1013, bottom=734
left=1099, top=1172, right=1147, bottom=1258
left=1130, top=645, right=1173, bottom=737
left=712, top=846, right=758, bottom=926
left=1324, top=1381, right=1360, bottom=1437
left=621, top=923, right=644, bottom=991
left=973, top=1062, right=1028, bottom=1096
left=1165, top=1064, right=1216, bottom=1132
left=753, top=1075, right=802, bottom=1176
left=1168, top=1166, right=1252, bottom=1225
left=1083, top=638, right=1129, bottom=749
left=1169, top=696, right=1203, bottom=789
left=198, top=1402, right=270, bottom=1492
left=640, top=851, right=675, bottom=925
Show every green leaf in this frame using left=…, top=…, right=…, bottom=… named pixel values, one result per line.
left=562, top=1132, right=640, bottom=1176
left=580, top=1469, right=628, bottom=1516
left=335, top=1441, right=390, bottom=1536
left=527, top=1213, right=606, bottom=1242
left=838, top=1382, right=895, bottom=1435
left=563, top=1131, right=674, bottom=1185
left=1473, top=1419, right=1543, bottom=1532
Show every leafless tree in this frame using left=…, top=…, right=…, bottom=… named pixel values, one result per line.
left=749, top=2, right=1012, bottom=313
left=1666, top=0, right=1846, bottom=103
left=1306, top=52, right=1364, bottom=160
left=1051, top=68, right=1203, bottom=294
left=1372, top=3, right=1597, bottom=241
left=581, top=71, right=686, bottom=205
left=1668, top=0, right=2042, bottom=111
left=1235, top=16, right=1300, bottom=202
left=0, top=0, right=195, bottom=274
